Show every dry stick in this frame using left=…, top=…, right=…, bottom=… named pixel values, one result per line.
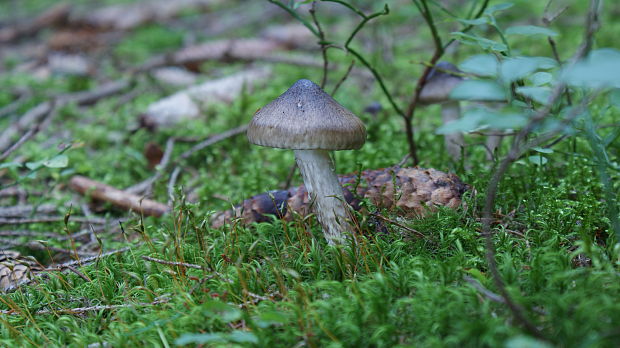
left=64, top=265, right=91, bottom=282
left=45, top=247, right=130, bottom=270
left=7, top=247, right=131, bottom=292
left=0, top=3, right=71, bottom=43
left=129, top=125, right=248, bottom=197
left=126, top=137, right=176, bottom=195
left=0, top=299, right=168, bottom=316
left=0, top=90, right=30, bottom=119
left=481, top=1, right=600, bottom=338
left=0, top=227, right=102, bottom=241
left=178, top=124, right=248, bottom=161
left=369, top=212, right=426, bottom=239
left=0, top=216, right=110, bottom=225
left=141, top=255, right=205, bottom=270
left=0, top=239, right=97, bottom=257
left=69, top=176, right=170, bottom=217
left=0, top=102, right=55, bottom=153
left=0, top=204, right=58, bottom=218
left=0, top=127, right=38, bottom=161
left=0, top=80, right=131, bottom=152
left=141, top=255, right=232, bottom=283
left=167, top=166, right=182, bottom=205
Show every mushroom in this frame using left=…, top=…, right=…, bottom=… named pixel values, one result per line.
left=247, top=79, right=366, bottom=245
left=419, top=62, right=465, bottom=161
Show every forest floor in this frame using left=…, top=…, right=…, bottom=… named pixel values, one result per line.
left=0, top=0, right=619, bottom=347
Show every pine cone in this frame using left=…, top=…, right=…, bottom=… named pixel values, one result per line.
left=211, top=166, right=469, bottom=228
left=0, top=251, right=38, bottom=292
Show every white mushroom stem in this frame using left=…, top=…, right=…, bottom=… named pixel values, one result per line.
left=441, top=101, right=465, bottom=161
left=294, top=149, right=353, bottom=245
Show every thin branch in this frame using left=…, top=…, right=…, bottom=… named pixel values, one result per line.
left=267, top=0, right=320, bottom=37
left=331, top=60, right=355, bottom=96
left=309, top=1, right=329, bottom=88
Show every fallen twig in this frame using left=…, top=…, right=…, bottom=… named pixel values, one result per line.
left=126, top=138, right=176, bottom=195
left=137, top=38, right=317, bottom=72
left=0, top=3, right=70, bottom=43
left=0, top=216, right=110, bottom=225
left=71, top=0, right=216, bottom=30
left=0, top=80, right=130, bottom=153
left=0, top=90, right=31, bottom=119
left=0, top=239, right=97, bottom=257
left=127, top=125, right=248, bottom=196
left=369, top=212, right=426, bottom=239
left=178, top=124, right=248, bottom=161
left=0, top=127, right=39, bottom=161
left=69, top=176, right=170, bottom=217
left=0, top=298, right=169, bottom=316
left=0, top=204, right=58, bottom=218
left=142, top=255, right=205, bottom=270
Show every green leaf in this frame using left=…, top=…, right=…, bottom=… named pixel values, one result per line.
left=203, top=300, right=242, bottom=322
left=562, top=48, right=620, bottom=88
left=436, top=108, right=526, bottom=134
left=506, top=25, right=558, bottom=37
left=450, top=32, right=508, bottom=52
left=255, top=311, right=288, bottom=328
left=459, top=54, right=498, bottom=77
left=436, top=111, right=483, bottom=134
left=42, top=154, right=69, bottom=168
left=528, top=155, right=548, bottom=165
left=25, top=161, right=43, bottom=170
left=532, top=147, right=554, bottom=154
left=500, top=57, right=557, bottom=83
left=0, top=162, right=22, bottom=169
left=457, top=17, right=488, bottom=26
left=505, top=335, right=553, bottom=348
left=484, top=2, right=514, bottom=14
left=485, top=112, right=528, bottom=129
left=228, top=331, right=258, bottom=344
left=516, top=86, right=552, bottom=105
left=450, top=80, right=506, bottom=101
left=529, top=72, right=553, bottom=86
left=175, top=333, right=224, bottom=345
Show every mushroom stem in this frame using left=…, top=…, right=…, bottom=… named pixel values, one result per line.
left=441, top=101, right=465, bottom=161
left=294, top=149, right=352, bottom=244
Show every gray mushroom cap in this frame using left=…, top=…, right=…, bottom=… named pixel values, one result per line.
left=247, top=79, right=366, bottom=150
left=419, top=62, right=464, bottom=104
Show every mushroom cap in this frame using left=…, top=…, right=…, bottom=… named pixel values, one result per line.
left=247, top=79, right=366, bottom=150
left=419, top=62, right=464, bottom=104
